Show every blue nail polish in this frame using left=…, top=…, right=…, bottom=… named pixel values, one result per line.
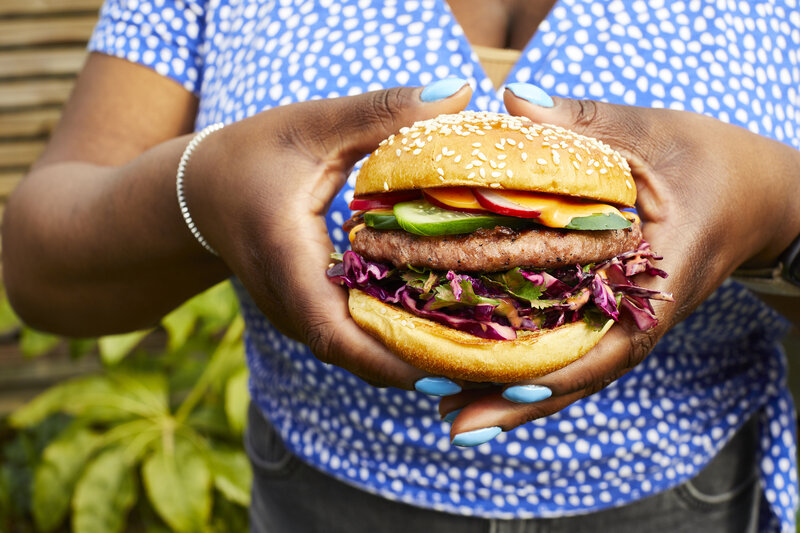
left=443, top=408, right=462, bottom=423
left=452, top=426, right=502, bottom=447
left=505, top=82, right=554, bottom=107
left=420, top=78, right=469, bottom=102
left=502, top=384, right=553, bottom=404
left=415, top=377, right=461, bottom=396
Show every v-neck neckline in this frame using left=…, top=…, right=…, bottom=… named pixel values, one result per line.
left=438, top=0, right=563, bottom=97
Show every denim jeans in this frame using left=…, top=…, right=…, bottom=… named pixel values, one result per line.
left=246, top=404, right=760, bottom=533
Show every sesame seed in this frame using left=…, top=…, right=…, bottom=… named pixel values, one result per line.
left=412, top=148, right=422, bottom=155
left=507, top=169, right=514, bottom=178
left=471, top=160, right=483, bottom=166
left=435, top=154, right=443, bottom=162
left=497, top=154, right=507, bottom=160
left=384, top=181, right=389, bottom=190
left=626, top=180, right=633, bottom=189
left=495, top=143, right=505, bottom=150
left=552, top=151, right=561, bottom=165
left=465, top=163, right=474, bottom=170
left=489, top=160, right=497, bottom=168
left=587, top=168, right=594, bottom=175
left=507, top=138, right=517, bottom=146
left=490, top=182, right=501, bottom=188
left=521, top=152, right=528, bottom=161
left=479, top=168, right=486, bottom=178
left=396, top=149, right=402, bottom=157
left=472, top=142, right=481, bottom=148
left=572, top=161, right=580, bottom=170
left=467, top=172, right=476, bottom=179
left=537, top=158, right=547, bottom=165
left=436, top=168, right=444, bottom=176
left=600, top=168, right=608, bottom=174
left=491, top=171, right=502, bottom=178
left=454, top=155, right=462, bottom=163
left=477, top=152, right=488, bottom=161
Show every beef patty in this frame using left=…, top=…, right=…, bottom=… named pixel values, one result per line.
left=351, top=221, right=643, bottom=272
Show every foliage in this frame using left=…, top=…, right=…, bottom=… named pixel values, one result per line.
left=0, top=281, right=250, bottom=533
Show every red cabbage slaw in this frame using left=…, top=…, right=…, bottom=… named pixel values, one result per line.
left=327, top=242, right=672, bottom=340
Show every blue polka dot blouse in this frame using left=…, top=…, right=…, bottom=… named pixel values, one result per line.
left=89, top=1, right=800, bottom=530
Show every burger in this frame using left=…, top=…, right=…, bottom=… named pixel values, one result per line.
left=327, top=111, right=672, bottom=383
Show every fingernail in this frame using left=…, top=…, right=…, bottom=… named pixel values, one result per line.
left=504, top=82, right=554, bottom=107
left=452, top=426, right=502, bottom=447
left=502, top=384, right=552, bottom=404
left=420, top=78, right=469, bottom=102
left=442, top=408, right=462, bottom=423
left=415, top=377, right=461, bottom=396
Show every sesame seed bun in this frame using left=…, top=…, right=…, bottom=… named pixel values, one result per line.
left=349, top=289, right=613, bottom=383
left=356, top=111, right=636, bottom=207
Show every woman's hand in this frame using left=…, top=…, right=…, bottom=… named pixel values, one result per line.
left=186, top=81, right=473, bottom=389
left=440, top=84, right=800, bottom=446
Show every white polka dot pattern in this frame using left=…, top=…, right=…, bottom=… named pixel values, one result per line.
left=89, top=0, right=799, bottom=530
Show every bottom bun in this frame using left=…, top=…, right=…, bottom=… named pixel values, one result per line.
left=348, top=289, right=613, bottom=383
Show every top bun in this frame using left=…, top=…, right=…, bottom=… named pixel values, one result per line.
left=356, top=111, right=636, bottom=207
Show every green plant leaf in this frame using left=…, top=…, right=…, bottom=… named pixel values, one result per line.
left=102, top=419, right=162, bottom=464
left=224, top=367, right=249, bottom=435
left=0, top=291, right=20, bottom=334
left=19, top=327, right=60, bottom=358
left=98, top=330, right=151, bottom=365
left=162, top=304, right=199, bottom=353
left=10, top=372, right=168, bottom=428
left=175, top=315, right=244, bottom=424
left=72, top=447, right=137, bottom=533
left=33, top=425, right=103, bottom=532
left=68, top=338, right=97, bottom=359
left=142, top=439, right=212, bottom=533
left=188, top=281, right=239, bottom=336
left=205, top=446, right=252, bottom=507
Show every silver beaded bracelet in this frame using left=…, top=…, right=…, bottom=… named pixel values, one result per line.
left=176, top=122, right=225, bottom=256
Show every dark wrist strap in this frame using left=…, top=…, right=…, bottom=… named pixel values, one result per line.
left=780, top=232, right=800, bottom=286
left=732, top=233, right=800, bottom=296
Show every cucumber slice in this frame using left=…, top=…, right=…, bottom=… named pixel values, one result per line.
left=564, top=212, right=632, bottom=230
left=363, top=209, right=401, bottom=230
left=393, top=200, right=525, bottom=236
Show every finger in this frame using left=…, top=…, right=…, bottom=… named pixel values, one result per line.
left=443, top=318, right=662, bottom=441
left=449, top=388, right=585, bottom=444
left=502, top=83, right=655, bottom=158
left=248, top=217, right=458, bottom=393
left=273, top=79, right=473, bottom=165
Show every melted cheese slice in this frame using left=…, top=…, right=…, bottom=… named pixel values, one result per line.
left=348, top=223, right=367, bottom=243
left=500, top=191, right=621, bottom=228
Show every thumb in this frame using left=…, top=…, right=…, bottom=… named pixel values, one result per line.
left=278, top=78, right=473, bottom=164
left=502, top=82, right=656, bottom=160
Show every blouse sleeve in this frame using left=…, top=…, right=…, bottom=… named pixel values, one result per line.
left=87, top=0, right=206, bottom=94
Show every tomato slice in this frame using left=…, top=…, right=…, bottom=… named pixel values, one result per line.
left=473, top=189, right=542, bottom=218
left=423, top=187, right=487, bottom=213
left=349, top=190, right=420, bottom=211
